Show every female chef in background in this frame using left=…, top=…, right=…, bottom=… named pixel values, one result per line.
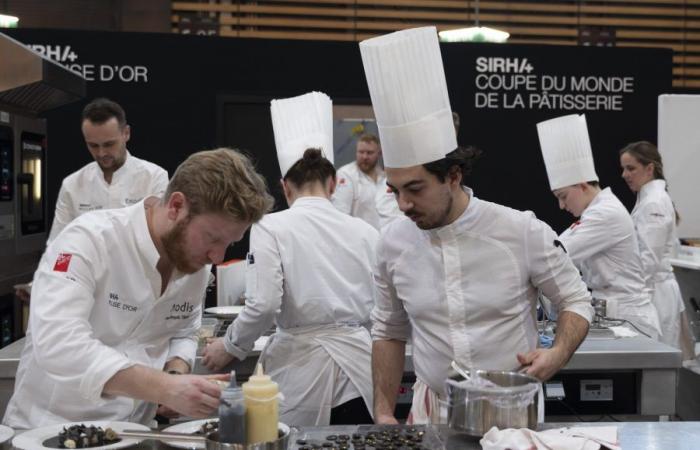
left=620, top=141, right=695, bottom=357
left=537, top=114, right=661, bottom=339
left=202, top=92, right=378, bottom=426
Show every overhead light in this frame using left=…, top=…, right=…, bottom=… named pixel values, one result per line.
left=0, top=14, right=19, bottom=28
left=439, top=26, right=509, bottom=43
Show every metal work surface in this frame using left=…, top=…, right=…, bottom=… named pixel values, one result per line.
left=563, top=336, right=682, bottom=371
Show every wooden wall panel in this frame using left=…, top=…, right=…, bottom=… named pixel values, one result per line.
left=172, top=0, right=700, bottom=87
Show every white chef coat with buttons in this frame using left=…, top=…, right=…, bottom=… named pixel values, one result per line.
left=559, top=187, right=661, bottom=338
left=3, top=201, right=208, bottom=429
left=48, top=151, right=168, bottom=245
left=632, top=179, right=687, bottom=348
left=224, top=196, right=379, bottom=426
left=372, top=188, right=593, bottom=398
left=332, top=162, right=384, bottom=230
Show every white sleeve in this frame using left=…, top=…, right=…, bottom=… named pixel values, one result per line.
left=370, top=236, right=411, bottom=341
left=224, top=223, right=282, bottom=360
left=151, top=167, right=169, bottom=197
left=331, top=169, right=355, bottom=215
left=375, top=187, right=402, bottom=228
left=47, top=182, right=76, bottom=246
left=558, top=207, right=631, bottom=268
left=526, top=214, right=593, bottom=322
left=635, top=200, right=671, bottom=275
left=30, top=227, right=134, bottom=404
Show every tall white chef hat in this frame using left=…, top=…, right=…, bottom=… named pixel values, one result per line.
left=360, top=26, right=457, bottom=168
left=270, top=91, right=334, bottom=176
left=536, top=114, right=599, bottom=191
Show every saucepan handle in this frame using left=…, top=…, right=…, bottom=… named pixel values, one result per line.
left=120, top=429, right=207, bottom=442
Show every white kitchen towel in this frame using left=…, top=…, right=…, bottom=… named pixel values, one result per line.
left=481, top=425, right=620, bottom=450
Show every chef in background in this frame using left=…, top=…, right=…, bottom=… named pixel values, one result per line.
left=3, top=149, right=273, bottom=429
left=203, top=92, right=378, bottom=426
left=14, top=98, right=168, bottom=301
left=537, top=115, right=661, bottom=339
left=361, top=27, right=593, bottom=425
left=332, top=133, right=385, bottom=229
left=620, top=141, right=695, bottom=357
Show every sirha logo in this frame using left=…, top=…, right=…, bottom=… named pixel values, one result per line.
left=171, top=301, right=195, bottom=313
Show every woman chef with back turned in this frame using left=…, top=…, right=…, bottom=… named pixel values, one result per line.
left=620, top=141, right=695, bottom=357
left=537, top=114, right=661, bottom=339
left=203, top=92, right=378, bottom=426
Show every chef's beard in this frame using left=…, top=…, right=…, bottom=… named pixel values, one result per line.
left=161, top=216, right=200, bottom=274
left=408, top=192, right=453, bottom=230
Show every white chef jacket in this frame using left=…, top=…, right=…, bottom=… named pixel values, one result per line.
left=559, top=188, right=661, bottom=338
left=632, top=180, right=686, bottom=348
left=224, top=196, right=379, bottom=426
left=48, top=151, right=168, bottom=245
left=331, top=162, right=384, bottom=230
left=4, top=201, right=208, bottom=429
left=375, top=181, right=403, bottom=229
left=372, top=188, right=593, bottom=399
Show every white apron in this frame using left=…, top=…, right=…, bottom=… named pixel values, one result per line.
left=260, top=324, right=373, bottom=426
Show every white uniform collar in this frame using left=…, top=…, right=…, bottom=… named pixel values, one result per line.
left=132, top=198, right=161, bottom=270
left=638, top=179, right=666, bottom=201
left=428, top=187, right=477, bottom=238
left=584, top=186, right=613, bottom=213
left=290, top=195, right=334, bottom=209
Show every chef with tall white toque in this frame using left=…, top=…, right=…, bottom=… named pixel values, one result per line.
left=202, top=92, right=378, bottom=426
left=537, top=114, right=661, bottom=339
left=361, top=26, right=594, bottom=425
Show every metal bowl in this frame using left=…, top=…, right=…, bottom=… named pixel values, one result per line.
left=445, top=369, right=539, bottom=437
left=204, top=424, right=290, bottom=450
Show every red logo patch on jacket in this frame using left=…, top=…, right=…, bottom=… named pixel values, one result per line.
left=569, top=220, right=582, bottom=230
left=338, top=178, right=347, bottom=185
left=53, top=253, right=73, bottom=272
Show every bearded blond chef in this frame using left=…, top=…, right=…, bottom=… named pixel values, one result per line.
left=362, top=27, right=594, bottom=425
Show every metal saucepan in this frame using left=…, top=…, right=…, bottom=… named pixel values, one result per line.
left=444, top=369, right=539, bottom=437
left=120, top=423, right=290, bottom=450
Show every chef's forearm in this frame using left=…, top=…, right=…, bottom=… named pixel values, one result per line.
left=552, top=311, right=589, bottom=364
left=103, top=365, right=171, bottom=404
left=372, top=339, right=405, bottom=420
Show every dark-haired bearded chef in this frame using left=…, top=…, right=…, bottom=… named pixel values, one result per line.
left=361, top=26, right=594, bottom=425
left=3, top=149, right=273, bottom=429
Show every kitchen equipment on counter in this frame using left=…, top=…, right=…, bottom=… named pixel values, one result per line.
left=445, top=369, right=539, bottom=437
left=119, top=423, right=290, bottom=450
left=163, top=418, right=220, bottom=449
left=12, top=421, right=149, bottom=450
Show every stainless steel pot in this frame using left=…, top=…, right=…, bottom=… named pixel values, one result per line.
left=120, top=423, right=290, bottom=450
left=444, top=369, right=539, bottom=437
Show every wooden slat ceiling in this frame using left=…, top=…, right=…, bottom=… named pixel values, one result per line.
left=172, top=0, right=700, bottom=88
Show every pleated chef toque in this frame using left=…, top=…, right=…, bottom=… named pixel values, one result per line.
left=536, top=114, right=599, bottom=191
left=360, top=26, right=457, bottom=168
left=270, top=91, right=334, bottom=176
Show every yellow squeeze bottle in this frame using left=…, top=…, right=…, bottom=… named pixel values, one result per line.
left=242, top=363, right=279, bottom=444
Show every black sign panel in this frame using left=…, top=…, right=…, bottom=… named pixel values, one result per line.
left=5, top=29, right=672, bottom=238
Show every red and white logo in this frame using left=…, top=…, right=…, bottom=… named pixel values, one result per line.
left=338, top=178, right=347, bottom=185
left=53, top=253, right=73, bottom=272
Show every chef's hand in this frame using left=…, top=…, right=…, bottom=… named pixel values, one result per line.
left=375, top=413, right=400, bottom=425
left=516, top=347, right=567, bottom=381
left=160, top=374, right=225, bottom=418
left=202, top=337, right=236, bottom=371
